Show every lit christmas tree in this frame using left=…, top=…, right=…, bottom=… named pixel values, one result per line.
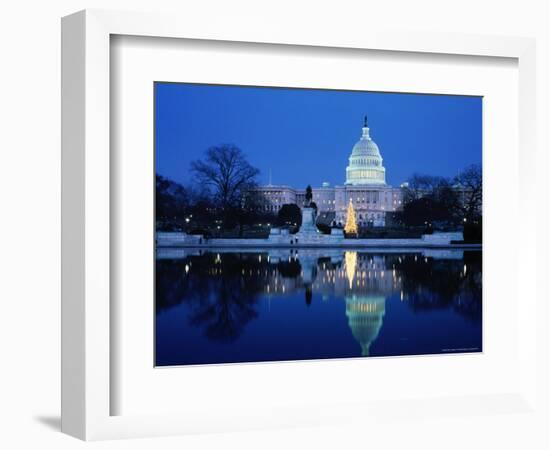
left=344, top=199, right=358, bottom=235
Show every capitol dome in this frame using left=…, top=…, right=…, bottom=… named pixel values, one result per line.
left=345, top=116, right=386, bottom=185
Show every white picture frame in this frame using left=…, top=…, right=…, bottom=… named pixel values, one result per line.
left=61, top=9, right=538, bottom=441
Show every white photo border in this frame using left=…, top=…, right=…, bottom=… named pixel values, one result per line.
left=112, top=34, right=515, bottom=416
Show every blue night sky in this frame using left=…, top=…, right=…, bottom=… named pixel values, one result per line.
left=155, top=83, right=482, bottom=188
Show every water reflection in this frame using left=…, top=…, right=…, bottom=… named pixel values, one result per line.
left=156, top=248, right=482, bottom=365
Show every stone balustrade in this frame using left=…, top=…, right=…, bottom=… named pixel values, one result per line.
left=156, top=230, right=475, bottom=249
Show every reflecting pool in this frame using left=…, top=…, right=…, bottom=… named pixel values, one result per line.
left=155, top=248, right=482, bottom=366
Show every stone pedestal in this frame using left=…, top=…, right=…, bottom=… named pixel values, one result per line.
left=297, top=207, right=318, bottom=235
left=290, top=207, right=345, bottom=245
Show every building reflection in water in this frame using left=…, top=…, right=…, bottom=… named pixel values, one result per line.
left=156, top=247, right=481, bottom=359
left=290, top=250, right=397, bottom=356
left=342, top=251, right=392, bottom=355
left=346, top=295, right=385, bottom=356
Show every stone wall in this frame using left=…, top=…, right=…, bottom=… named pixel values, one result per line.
left=156, top=231, right=476, bottom=249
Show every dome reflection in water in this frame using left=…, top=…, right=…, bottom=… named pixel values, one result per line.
left=155, top=249, right=482, bottom=366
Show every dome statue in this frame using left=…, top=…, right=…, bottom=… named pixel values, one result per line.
left=345, top=116, right=386, bottom=185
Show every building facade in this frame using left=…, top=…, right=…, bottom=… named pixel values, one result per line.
left=253, top=118, right=478, bottom=228
left=255, top=118, right=403, bottom=227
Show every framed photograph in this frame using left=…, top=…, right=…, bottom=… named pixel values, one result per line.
left=154, top=82, right=483, bottom=366
left=62, top=9, right=538, bottom=440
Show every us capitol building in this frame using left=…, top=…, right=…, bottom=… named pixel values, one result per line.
left=253, top=117, right=403, bottom=227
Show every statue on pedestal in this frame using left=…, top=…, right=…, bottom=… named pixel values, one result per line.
left=305, top=184, right=313, bottom=207
left=296, top=184, right=318, bottom=237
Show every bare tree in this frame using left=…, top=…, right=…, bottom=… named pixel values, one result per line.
left=191, top=144, right=260, bottom=211
left=402, top=174, right=449, bottom=203
left=454, top=164, right=482, bottom=220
